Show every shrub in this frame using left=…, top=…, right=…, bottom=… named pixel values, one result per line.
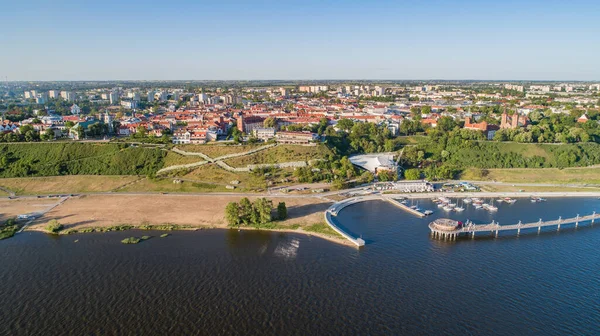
left=121, top=237, right=141, bottom=244
left=45, top=219, right=63, bottom=233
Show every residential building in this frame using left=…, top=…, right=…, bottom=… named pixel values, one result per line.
left=253, top=127, right=275, bottom=140
left=49, top=90, right=60, bottom=99
left=70, top=104, right=81, bottom=115
left=109, top=92, right=119, bottom=105
left=121, top=100, right=137, bottom=109
left=61, top=91, right=75, bottom=102
left=275, top=131, right=318, bottom=144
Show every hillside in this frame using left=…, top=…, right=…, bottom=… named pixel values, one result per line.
left=436, top=141, right=600, bottom=169
left=0, top=143, right=165, bottom=177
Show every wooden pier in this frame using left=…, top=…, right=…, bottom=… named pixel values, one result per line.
left=430, top=212, right=600, bottom=240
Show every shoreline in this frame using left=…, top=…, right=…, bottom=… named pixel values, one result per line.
left=25, top=224, right=353, bottom=248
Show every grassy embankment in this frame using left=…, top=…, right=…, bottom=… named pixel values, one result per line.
left=441, top=142, right=600, bottom=169
left=176, top=143, right=263, bottom=158
left=224, top=144, right=332, bottom=167
left=461, top=166, right=600, bottom=185
left=163, top=151, right=206, bottom=167
left=0, top=143, right=165, bottom=177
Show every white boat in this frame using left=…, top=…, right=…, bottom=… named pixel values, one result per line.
left=401, top=200, right=408, bottom=204
left=463, top=198, right=472, bottom=204
left=455, top=206, right=465, bottom=212
left=424, top=210, right=434, bottom=215
left=504, top=197, right=516, bottom=204
left=437, top=203, right=445, bottom=208
left=443, top=205, right=454, bottom=211
left=496, top=198, right=504, bottom=203
left=487, top=205, right=498, bottom=211
left=447, top=203, right=456, bottom=208
left=474, top=204, right=483, bottom=209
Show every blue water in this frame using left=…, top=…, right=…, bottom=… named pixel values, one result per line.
left=1, top=197, right=599, bottom=335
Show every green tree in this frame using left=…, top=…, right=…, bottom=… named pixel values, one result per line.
left=404, top=168, right=421, bottom=180
left=277, top=202, right=287, bottom=220
left=437, top=116, right=457, bottom=132
left=336, top=119, right=354, bottom=131
left=225, top=202, right=241, bottom=226
left=263, top=117, right=276, bottom=128
left=239, top=197, right=253, bottom=225
left=254, top=198, right=273, bottom=224
left=41, top=128, right=55, bottom=141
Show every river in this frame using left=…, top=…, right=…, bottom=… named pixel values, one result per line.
left=1, top=197, right=599, bottom=335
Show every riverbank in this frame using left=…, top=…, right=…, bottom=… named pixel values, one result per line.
left=25, top=223, right=352, bottom=247
left=22, top=194, right=351, bottom=247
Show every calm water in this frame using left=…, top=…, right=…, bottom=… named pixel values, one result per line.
left=1, top=197, right=600, bottom=335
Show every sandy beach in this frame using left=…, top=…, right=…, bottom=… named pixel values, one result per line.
left=22, top=194, right=353, bottom=246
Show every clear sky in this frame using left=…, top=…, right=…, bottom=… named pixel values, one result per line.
left=1, top=0, right=599, bottom=81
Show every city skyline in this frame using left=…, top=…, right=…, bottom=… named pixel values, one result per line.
left=2, top=0, right=600, bottom=81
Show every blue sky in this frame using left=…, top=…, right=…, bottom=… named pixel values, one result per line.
left=1, top=0, right=599, bottom=80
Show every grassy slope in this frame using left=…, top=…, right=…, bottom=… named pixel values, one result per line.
left=0, top=175, right=140, bottom=195
left=163, top=152, right=205, bottom=167
left=461, top=166, right=600, bottom=184
left=119, top=178, right=230, bottom=193
left=181, top=163, right=296, bottom=191
left=176, top=144, right=262, bottom=158
left=0, top=143, right=165, bottom=177
left=224, top=144, right=331, bottom=167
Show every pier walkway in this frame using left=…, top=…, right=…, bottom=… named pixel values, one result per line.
left=385, top=198, right=426, bottom=217
left=430, top=212, right=600, bottom=240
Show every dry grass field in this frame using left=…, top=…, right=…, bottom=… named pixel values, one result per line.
left=0, top=176, right=140, bottom=195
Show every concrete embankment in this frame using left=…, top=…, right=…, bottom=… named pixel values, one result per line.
left=324, top=211, right=365, bottom=247
left=324, top=197, right=376, bottom=247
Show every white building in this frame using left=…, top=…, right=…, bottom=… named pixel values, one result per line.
left=70, top=104, right=81, bottom=115
left=49, top=90, right=60, bottom=98
left=120, top=100, right=137, bottom=109
left=147, top=91, right=154, bottom=102
left=392, top=180, right=434, bottom=192
left=253, top=127, right=276, bottom=140
left=61, top=91, right=75, bottom=102
left=109, top=92, right=119, bottom=105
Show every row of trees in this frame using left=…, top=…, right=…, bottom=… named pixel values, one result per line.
left=225, top=198, right=287, bottom=227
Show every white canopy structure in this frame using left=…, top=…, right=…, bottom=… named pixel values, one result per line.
left=349, top=154, right=397, bottom=173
